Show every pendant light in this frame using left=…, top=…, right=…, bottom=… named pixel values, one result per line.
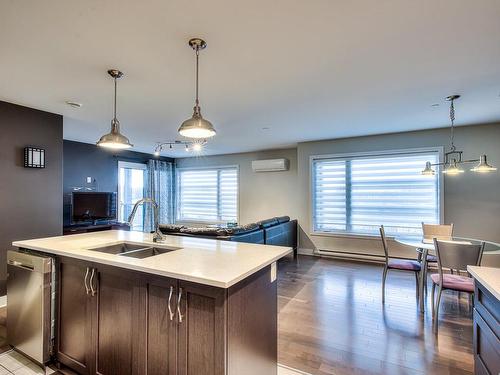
left=421, top=162, right=435, bottom=176
left=97, top=69, right=133, bottom=149
left=471, top=154, right=497, bottom=173
left=443, top=160, right=464, bottom=175
left=178, top=38, right=216, bottom=139
left=422, top=95, right=496, bottom=176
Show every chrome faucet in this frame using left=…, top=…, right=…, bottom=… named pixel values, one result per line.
left=127, top=198, right=164, bottom=243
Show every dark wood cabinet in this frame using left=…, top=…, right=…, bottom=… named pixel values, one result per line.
left=473, top=281, right=500, bottom=375
left=56, top=258, right=95, bottom=375
left=177, top=281, right=226, bottom=375
left=94, top=265, right=147, bottom=375
left=56, top=257, right=278, bottom=375
left=147, top=277, right=178, bottom=375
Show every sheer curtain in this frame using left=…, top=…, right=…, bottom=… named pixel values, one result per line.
left=144, top=159, right=174, bottom=232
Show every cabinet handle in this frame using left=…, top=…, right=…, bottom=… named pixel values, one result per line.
left=84, top=267, right=90, bottom=295
left=89, top=268, right=97, bottom=296
left=177, top=287, right=183, bottom=323
left=168, top=286, right=174, bottom=321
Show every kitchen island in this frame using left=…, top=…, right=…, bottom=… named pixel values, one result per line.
left=13, top=230, right=292, bottom=375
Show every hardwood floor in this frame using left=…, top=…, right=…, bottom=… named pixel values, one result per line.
left=278, top=255, right=474, bottom=375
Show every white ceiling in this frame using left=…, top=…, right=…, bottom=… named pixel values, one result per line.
left=1, top=0, right=500, bottom=157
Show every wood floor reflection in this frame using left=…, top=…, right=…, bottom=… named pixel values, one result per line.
left=278, top=255, right=474, bottom=375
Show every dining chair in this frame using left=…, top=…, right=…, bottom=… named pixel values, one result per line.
left=431, top=239, right=485, bottom=323
left=422, top=223, right=454, bottom=241
left=421, top=223, right=454, bottom=283
left=421, top=222, right=454, bottom=260
left=380, top=225, right=421, bottom=303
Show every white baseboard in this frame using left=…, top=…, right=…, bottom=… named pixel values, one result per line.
left=318, top=250, right=384, bottom=263
left=0, top=295, right=6, bottom=308
left=297, top=248, right=315, bottom=256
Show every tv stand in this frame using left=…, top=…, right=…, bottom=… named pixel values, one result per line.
left=63, top=222, right=130, bottom=236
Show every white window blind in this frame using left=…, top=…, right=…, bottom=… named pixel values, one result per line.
left=312, top=151, right=440, bottom=236
left=176, top=167, right=238, bottom=223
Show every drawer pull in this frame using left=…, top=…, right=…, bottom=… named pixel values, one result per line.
left=84, top=267, right=90, bottom=295
left=177, top=288, right=183, bottom=323
left=89, top=268, right=97, bottom=296
left=168, top=286, right=175, bottom=321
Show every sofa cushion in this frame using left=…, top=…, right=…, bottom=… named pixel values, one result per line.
left=224, top=223, right=260, bottom=236
left=275, top=216, right=290, bottom=224
left=159, top=224, right=185, bottom=233
left=256, top=218, right=279, bottom=229
left=179, top=227, right=221, bottom=236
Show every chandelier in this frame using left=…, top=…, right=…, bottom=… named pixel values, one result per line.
left=422, top=95, right=496, bottom=176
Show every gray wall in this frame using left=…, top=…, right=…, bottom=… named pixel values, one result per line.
left=176, top=123, right=500, bottom=265
left=0, top=101, right=63, bottom=293
left=63, top=140, right=173, bottom=225
left=298, top=124, right=500, bottom=250
left=297, top=123, right=500, bottom=258
left=175, top=148, right=298, bottom=225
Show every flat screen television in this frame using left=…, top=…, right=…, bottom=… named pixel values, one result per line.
left=72, top=192, right=117, bottom=224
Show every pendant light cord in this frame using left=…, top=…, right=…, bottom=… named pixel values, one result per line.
left=195, top=47, right=200, bottom=108
left=114, top=77, right=118, bottom=120
left=449, top=98, right=455, bottom=151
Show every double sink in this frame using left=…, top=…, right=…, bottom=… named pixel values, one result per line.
left=87, top=242, right=181, bottom=259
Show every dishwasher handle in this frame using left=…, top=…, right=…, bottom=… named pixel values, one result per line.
left=7, top=260, right=35, bottom=271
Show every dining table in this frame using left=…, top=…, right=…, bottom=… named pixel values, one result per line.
left=393, top=236, right=500, bottom=312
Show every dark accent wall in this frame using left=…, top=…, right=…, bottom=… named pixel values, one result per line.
left=0, top=101, right=63, bottom=294
left=63, top=140, right=173, bottom=225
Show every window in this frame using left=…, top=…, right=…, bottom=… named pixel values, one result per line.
left=118, top=161, right=147, bottom=231
left=312, top=150, right=441, bottom=236
left=176, top=167, right=238, bottom=223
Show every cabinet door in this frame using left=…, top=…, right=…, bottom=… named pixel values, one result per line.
left=93, top=266, right=147, bottom=375
left=147, top=279, right=178, bottom=375
left=56, top=258, right=94, bottom=375
left=177, top=281, right=226, bottom=375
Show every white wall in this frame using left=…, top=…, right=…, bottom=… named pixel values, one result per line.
left=175, top=148, right=299, bottom=225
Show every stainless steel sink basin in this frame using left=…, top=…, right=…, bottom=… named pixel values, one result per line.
left=86, top=243, right=149, bottom=255
left=118, top=246, right=180, bottom=259
left=86, top=242, right=181, bottom=258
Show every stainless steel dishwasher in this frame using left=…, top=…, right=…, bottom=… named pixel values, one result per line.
left=7, top=250, right=55, bottom=364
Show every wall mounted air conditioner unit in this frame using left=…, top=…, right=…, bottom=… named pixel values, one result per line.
left=251, top=158, right=289, bottom=172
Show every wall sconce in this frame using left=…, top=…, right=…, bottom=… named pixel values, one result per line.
left=24, top=147, right=45, bottom=168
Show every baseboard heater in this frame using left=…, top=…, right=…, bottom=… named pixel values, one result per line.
left=317, top=249, right=415, bottom=263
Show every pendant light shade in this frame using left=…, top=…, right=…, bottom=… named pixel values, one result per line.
left=97, top=69, right=133, bottom=149
left=178, top=106, right=216, bottom=138
left=471, top=154, right=497, bottom=173
left=178, top=38, right=216, bottom=139
left=421, top=161, right=435, bottom=176
left=97, top=119, right=133, bottom=149
left=443, top=160, right=464, bottom=175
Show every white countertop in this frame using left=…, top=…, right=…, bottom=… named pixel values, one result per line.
left=13, top=230, right=292, bottom=288
left=467, top=266, right=500, bottom=301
